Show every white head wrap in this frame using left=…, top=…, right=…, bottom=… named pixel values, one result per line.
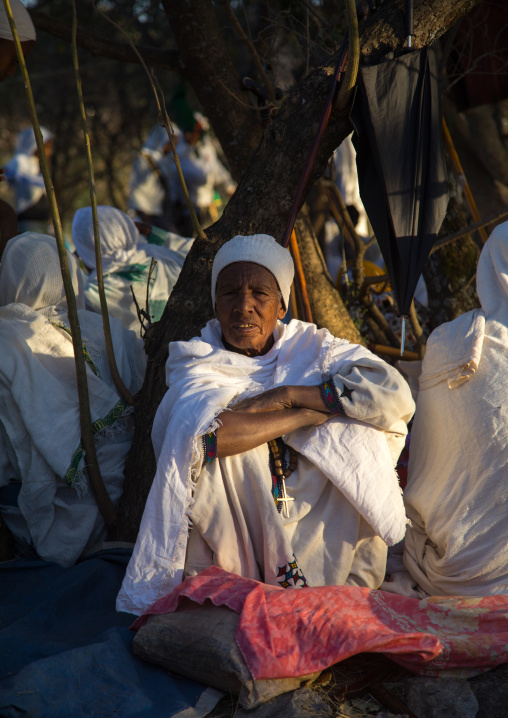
left=142, top=124, right=180, bottom=154
left=476, top=220, right=508, bottom=322
left=14, top=125, right=52, bottom=156
left=71, top=205, right=139, bottom=272
left=0, top=232, right=84, bottom=318
left=0, top=0, right=36, bottom=42
left=211, top=234, right=294, bottom=312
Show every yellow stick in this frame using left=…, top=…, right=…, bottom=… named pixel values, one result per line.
left=71, top=1, right=133, bottom=405
left=442, top=118, right=488, bottom=245
left=91, top=1, right=205, bottom=240
left=2, top=0, right=116, bottom=527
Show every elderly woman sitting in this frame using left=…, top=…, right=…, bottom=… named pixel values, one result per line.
left=117, top=234, right=414, bottom=615
left=72, top=205, right=193, bottom=332
left=0, top=233, right=146, bottom=566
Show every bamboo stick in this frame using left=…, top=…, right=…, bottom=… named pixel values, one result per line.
left=91, top=1, right=205, bottom=241
left=368, top=343, right=419, bottom=361
left=442, top=118, right=488, bottom=245
left=431, top=207, right=508, bottom=254
left=71, top=1, right=133, bottom=406
left=289, top=230, right=313, bottom=323
left=3, top=0, right=116, bottom=527
left=288, top=282, right=299, bottom=320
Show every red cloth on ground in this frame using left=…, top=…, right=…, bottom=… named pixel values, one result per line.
left=132, top=566, right=508, bottom=680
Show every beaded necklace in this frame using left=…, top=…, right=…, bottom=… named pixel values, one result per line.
left=268, top=438, right=297, bottom=518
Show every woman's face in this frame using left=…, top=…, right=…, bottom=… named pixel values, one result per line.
left=215, top=262, right=285, bottom=357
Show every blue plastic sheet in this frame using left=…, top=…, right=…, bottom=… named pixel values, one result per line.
left=0, top=548, right=210, bottom=717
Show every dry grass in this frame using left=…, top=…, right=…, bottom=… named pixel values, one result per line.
left=208, top=653, right=413, bottom=717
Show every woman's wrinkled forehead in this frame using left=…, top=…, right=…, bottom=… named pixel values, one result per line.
left=216, top=261, right=278, bottom=291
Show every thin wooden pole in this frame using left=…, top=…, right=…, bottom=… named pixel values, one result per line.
left=281, top=41, right=349, bottom=249
left=281, top=0, right=359, bottom=250
left=3, top=0, right=116, bottom=527
left=431, top=207, right=508, bottom=254
left=289, top=230, right=313, bottom=323
left=368, top=344, right=420, bottom=361
left=442, top=118, right=488, bottom=245
left=288, top=282, right=299, bottom=320
left=91, top=1, right=205, bottom=241
left=71, top=1, right=133, bottom=406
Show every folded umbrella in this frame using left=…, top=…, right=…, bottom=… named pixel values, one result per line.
left=351, top=47, right=449, bottom=346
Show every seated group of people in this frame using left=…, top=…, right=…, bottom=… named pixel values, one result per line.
left=1, top=205, right=507, bottom=614
left=0, top=199, right=194, bottom=564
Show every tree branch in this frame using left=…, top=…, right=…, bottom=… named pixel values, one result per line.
left=29, top=9, right=180, bottom=72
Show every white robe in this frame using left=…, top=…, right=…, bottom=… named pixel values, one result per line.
left=117, top=319, right=414, bottom=615
left=0, top=304, right=146, bottom=566
left=403, top=221, right=508, bottom=596
left=72, top=205, right=193, bottom=332
left=0, top=233, right=147, bottom=566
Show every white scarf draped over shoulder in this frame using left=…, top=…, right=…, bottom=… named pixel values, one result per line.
left=118, top=319, right=414, bottom=615
left=72, top=205, right=191, bottom=331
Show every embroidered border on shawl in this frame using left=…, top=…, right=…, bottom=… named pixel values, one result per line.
left=64, top=399, right=129, bottom=487
left=202, top=430, right=218, bottom=465
left=320, top=378, right=345, bottom=415
left=113, top=263, right=147, bottom=281
left=277, top=553, right=308, bottom=588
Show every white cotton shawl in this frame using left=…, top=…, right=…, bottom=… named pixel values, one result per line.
left=403, top=220, right=508, bottom=596
left=117, top=318, right=408, bottom=615
left=72, top=205, right=189, bottom=331
left=0, top=234, right=147, bottom=565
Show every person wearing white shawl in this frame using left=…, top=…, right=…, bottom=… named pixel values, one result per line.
left=0, top=233, right=147, bottom=567
left=3, top=126, right=53, bottom=233
left=117, top=234, right=414, bottom=615
left=401, top=221, right=508, bottom=597
left=71, top=205, right=193, bottom=333
left=0, top=2, right=37, bottom=248
left=128, top=125, right=180, bottom=231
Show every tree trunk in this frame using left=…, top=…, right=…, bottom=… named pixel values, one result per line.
left=160, top=0, right=263, bottom=181
left=112, top=0, right=483, bottom=541
left=294, top=208, right=365, bottom=345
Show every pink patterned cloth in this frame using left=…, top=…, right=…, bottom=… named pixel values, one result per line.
left=132, top=566, right=508, bottom=680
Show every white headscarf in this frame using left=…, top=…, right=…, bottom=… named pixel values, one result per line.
left=72, top=204, right=188, bottom=274
left=0, top=0, right=36, bottom=41
left=0, top=232, right=84, bottom=319
left=14, top=126, right=52, bottom=156
left=211, top=234, right=295, bottom=312
left=142, top=124, right=180, bottom=154
left=476, top=221, right=508, bottom=321
left=72, top=205, right=140, bottom=273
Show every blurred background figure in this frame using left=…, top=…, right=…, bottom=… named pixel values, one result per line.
left=0, top=0, right=36, bottom=255
left=168, top=87, right=236, bottom=235
left=128, top=124, right=178, bottom=233
left=3, top=126, right=53, bottom=234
